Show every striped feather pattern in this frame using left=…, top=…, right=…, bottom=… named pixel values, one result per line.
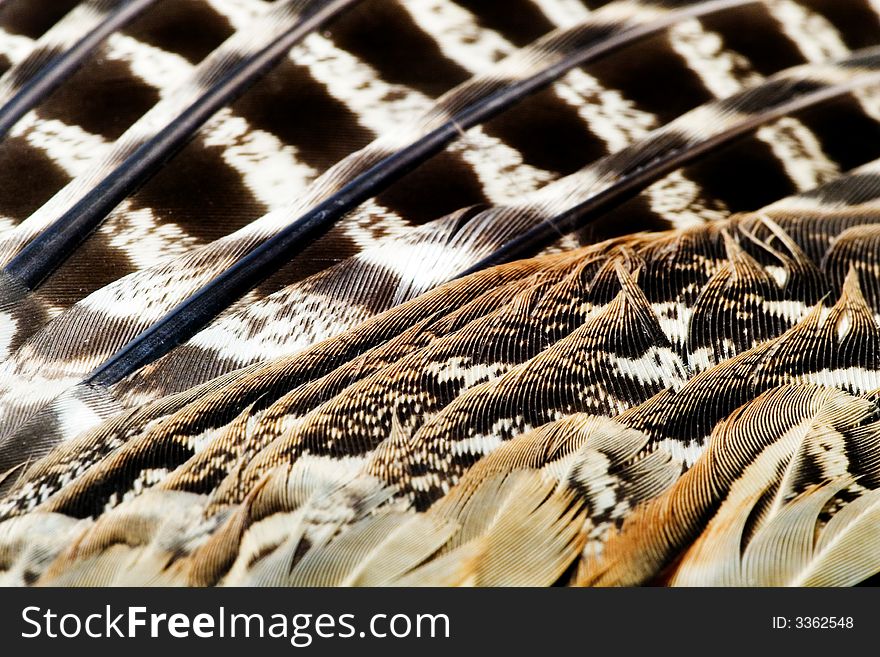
left=2, top=0, right=880, bottom=587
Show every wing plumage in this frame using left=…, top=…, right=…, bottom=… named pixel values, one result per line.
left=2, top=0, right=880, bottom=587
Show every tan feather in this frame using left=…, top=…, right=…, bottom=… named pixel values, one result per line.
left=670, top=478, right=880, bottom=586
left=579, top=384, right=880, bottom=586
left=398, top=472, right=586, bottom=587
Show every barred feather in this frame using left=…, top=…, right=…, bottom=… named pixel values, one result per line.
left=3, top=0, right=880, bottom=588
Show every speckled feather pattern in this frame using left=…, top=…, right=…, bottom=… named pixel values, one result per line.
left=2, top=0, right=880, bottom=587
